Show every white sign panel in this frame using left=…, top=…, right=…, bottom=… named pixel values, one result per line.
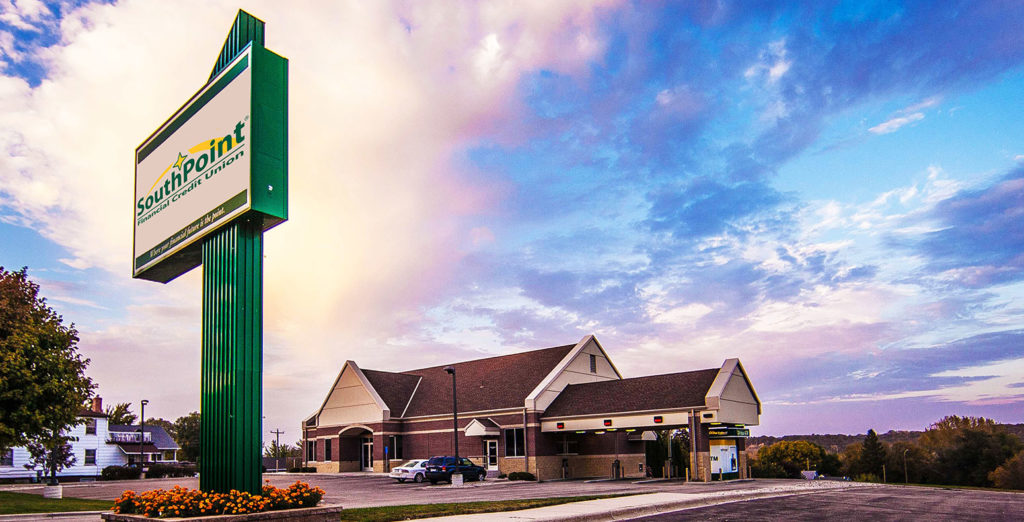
left=133, top=48, right=252, bottom=278
left=710, top=441, right=738, bottom=474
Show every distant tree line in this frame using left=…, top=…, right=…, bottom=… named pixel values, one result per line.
left=750, top=416, right=1024, bottom=489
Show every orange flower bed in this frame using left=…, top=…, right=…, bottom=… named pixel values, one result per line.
left=111, top=481, right=325, bottom=518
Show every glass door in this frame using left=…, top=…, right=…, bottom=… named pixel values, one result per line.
left=361, top=437, right=374, bottom=471
left=486, top=439, right=498, bottom=470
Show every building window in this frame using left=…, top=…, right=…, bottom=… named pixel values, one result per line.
left=85, top=449, right=96, bottom=466
left=85, top=418, right=97, bottom=435
left=590, top=354, right=597, bottom=373
left=1, top=449, right=13, bottom=466
left=504, top=428, right=525, bottom=457
left=556, top=439, right=579, bottom=456
left=388, top=435, right=404, bottom=460
left=324, top=439, right=332, bottom=461
left=307, top=440, right=316, bottom=462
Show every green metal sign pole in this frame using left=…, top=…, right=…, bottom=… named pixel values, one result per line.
left=201, top=216, right=263, bottom=494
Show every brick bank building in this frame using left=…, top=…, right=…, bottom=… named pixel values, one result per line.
left=301, top=335, right=760, bottom=481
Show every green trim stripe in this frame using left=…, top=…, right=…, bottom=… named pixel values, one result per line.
left=137, top=55, right=249, bottom=164
left=135, top=190, right=248, bottom=270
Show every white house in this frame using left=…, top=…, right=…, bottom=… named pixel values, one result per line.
left=0, top=398, right=180, bottom=482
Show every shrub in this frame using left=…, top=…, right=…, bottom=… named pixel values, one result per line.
left=102, top=466, right=142, bottom=481
left=507, top=472, right=536, bottom=481
left=111, top=481, right=325, bottom=517
left=990, top=451, right=1024, bottom=490
left=145, top=463, right=197, bottom=479
left=854, top=473, right=881, bottom=483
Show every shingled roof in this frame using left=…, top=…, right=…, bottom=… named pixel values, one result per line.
left=362, top=343, right=575, bottom=418
left=542, top=368, right=720, bottom=418
left=361, top=369, right=421, bottom=414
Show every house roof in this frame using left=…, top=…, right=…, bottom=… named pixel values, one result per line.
left=109, top=425, right=181, bottom=450
left=362, top=343, right=576, bottom=418
left=78, top=410, right=108, bottom=418
left=542, top=368, right=720, bottom=418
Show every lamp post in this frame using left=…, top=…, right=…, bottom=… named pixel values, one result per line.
left=903, top=448, right=909, bottom=484
left=443, top=366, right=459, bottom=477
left=139, top=399, right=149, bottom=468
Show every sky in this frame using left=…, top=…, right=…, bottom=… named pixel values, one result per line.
left=1, top=0, right=1023, bottom=440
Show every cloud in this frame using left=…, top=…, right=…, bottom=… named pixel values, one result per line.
left=869, top=112, right=925, bottom=134
left=894, top=167, right=1024, bottom=288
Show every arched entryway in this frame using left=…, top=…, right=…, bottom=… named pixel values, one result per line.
left=337, top=425, right=374, bottom=472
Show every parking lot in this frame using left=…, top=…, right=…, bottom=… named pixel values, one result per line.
left=4, top=472, right=778, bottom=508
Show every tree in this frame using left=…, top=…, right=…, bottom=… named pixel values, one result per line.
left=23, top=429, right=76, bottom=485
left=860, top=429, right=888, bottom=478
left=105, top=402, right=137, bottom=426
left=753, top=440, right=832, bottom=478
left=145, top=417, right=175, bottom=435
left=0, top=266, right=95, bottom=452
left=174, top=412, right=201, bottom=462
left=934, top=426, right=1021, bottom=486
left=989, top=450, right=1024, bottom=490
left=886, top=441, right=933, bottom=484
left=263, top=439, right=300, bottom=459
left=920, top=415, right=1000, bottom=451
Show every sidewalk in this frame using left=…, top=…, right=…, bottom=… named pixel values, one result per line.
left=423, top=480, right=877, bottom=521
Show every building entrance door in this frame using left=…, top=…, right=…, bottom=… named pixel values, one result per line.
left=361, top=437, right=373, bottom=471
left=485, top=439, right=498, bottom=470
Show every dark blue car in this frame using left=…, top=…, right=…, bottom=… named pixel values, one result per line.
left=424, top=456, right=486, bottom=484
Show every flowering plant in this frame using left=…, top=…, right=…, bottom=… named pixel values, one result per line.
left=111, top=481, right=324, bottom=518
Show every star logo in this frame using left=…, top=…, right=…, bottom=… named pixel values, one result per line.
left=173, top=153, right=186, bottom=169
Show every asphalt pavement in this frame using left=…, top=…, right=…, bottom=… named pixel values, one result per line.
left=3, top=475, right=1022, bottom=521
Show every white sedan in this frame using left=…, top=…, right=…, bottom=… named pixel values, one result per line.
left=389, top=459, right=428, bottom=483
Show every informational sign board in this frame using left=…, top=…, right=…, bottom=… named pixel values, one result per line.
left=134, top=42, right=287, bottom=283
left=708, top=426, right=750, bottom=438
left=710, top=439, right=738, bottom=474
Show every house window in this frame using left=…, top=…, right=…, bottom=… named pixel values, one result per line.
left=85, top=418, right=97, bottom=435
left=324, top=439, right=332, bottom=461
left=1, top=449, right=13, bottom=466
left=590, top=354, right=597, bottom=373
left=504, top=428, right=525, bottom=457
left=389, top=435, right=404, bottom=460
left=85, top=449, right=96, bottom=466
left=307, top=440, right=316, bottom=462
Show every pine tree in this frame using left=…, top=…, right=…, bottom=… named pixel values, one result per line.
left=861, top=429, right=887, bottom=478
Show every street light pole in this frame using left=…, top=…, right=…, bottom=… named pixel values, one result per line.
left=139, top=399, right=149, bottom=469
left=903, top=448, right=909, bottom=484
left=444, top=366, right=458, bottom=476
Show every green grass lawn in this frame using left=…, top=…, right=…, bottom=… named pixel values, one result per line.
left=337, top=494, right=637, bottom=522
left=0, top=490, right=113, bottom=515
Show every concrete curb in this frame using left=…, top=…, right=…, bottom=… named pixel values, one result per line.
left=0, top=511, right=107, bottom=520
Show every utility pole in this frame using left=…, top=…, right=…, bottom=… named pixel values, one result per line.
left=270, top=429, right=285, bottom=472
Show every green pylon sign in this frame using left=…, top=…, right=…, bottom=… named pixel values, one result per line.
left=133, top=10, right=288, bottom=494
